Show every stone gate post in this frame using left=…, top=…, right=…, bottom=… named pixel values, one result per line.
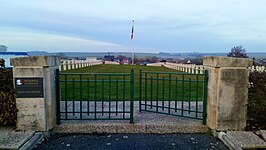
left=203, top=56, right=252, bottom=131
left=11, top=56, right=60, bottom=131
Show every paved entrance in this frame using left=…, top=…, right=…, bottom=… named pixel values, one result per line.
left=55, top=102, right=208, bottom=134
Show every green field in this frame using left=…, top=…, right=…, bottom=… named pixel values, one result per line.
left=59, top=64, right=205, bottom=101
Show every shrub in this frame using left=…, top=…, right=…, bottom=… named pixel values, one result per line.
left=248, top=71, right=266, bottom=117
left=0, top=68, right=17, bottom=125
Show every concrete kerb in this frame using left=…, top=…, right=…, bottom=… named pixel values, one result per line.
left=19, top=132, right=43, bottom=150
left=218, top=132, right=242, bottom=150
left=0, top=126, right=35, bottom=150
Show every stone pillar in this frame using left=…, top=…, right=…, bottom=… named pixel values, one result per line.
left=203, top=56, right=252, bottom=131
left=11, top=56, right=60, bottom=131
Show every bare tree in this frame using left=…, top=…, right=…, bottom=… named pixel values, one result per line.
left=227, top=46, right=248, bottom=58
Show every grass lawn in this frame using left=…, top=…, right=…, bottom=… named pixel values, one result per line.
left=59, top=64, right=205, bottom=101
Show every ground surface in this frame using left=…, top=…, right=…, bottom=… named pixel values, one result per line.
left=0, top=126, right=34, bottom=149
left=34, top=133, right=228, bottom=150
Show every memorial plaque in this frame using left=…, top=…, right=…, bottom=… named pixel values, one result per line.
left=15, top=78, right=44, bottom=98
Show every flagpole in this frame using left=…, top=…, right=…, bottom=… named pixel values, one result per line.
left=132, top=40, right=134, bottom=65
left=131, top=20, right=134, bottom=65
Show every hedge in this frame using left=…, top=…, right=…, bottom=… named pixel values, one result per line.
left=0, top=68, right=17, bottom=125
left=248, top=71, right=266, bottom=120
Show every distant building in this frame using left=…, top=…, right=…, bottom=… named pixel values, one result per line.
left=0, top=45, right=7, bottom=52
left=0, top=52, right=28, bottom=67
left=120, top=59, right=129, bottom=65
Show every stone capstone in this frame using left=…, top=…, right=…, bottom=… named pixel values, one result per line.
left=203, top=56, right=252, bottom=67
left=11, top=56, right=60, bottom=67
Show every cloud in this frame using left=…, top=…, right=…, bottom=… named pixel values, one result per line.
left=0, top=28, right=133, bottom=52
left=0, top=0, right=266, bottom=52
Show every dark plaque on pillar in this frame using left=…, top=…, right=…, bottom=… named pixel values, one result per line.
left=15, top=78, right=44, bottom=98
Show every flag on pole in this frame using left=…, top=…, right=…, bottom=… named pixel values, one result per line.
left=131, top=20, right=134, bottom=40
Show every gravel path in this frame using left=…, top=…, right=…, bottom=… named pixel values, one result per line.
left=59, top=101, right=203, bottom=120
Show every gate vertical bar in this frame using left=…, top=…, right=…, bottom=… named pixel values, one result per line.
left=162, top=77, right=165, bottom=110
left=144, top=73, right=147, bottom=110
left=123, top=75, right=126, bottom=118
left=94, top=75, right=97, bottom=119
left=156, top=73, right=159, bottom=112
left=72, top=77, right=75, bottom=116
left=55, top=69, right=60, bottom=125
left=102, top=78, right=104, bottom=116
left=168, top=74, right=171, bottom=114
left=175, top=76, right=178, bottom=112
left=139, top=69, right=142, bottom=112
left=65, top=74, right=68, bottom=119
left=87, top=77, right=90, bottom=116
left=130, top=69, right=134, bottom=123
left=188, top=78, right=191, bottom=114
left=116, top=78, right=118, bottom=115
left=181, top=74, right=184, bottom=116
left=195, top=75, right=199, bottom=118
left=80, top=74, right=82, bottom=119
left=150, top=76, right=153, bottom=109
left=202, top=70, right=208, bottom=125
left=108, top=75, right=111, bottom=119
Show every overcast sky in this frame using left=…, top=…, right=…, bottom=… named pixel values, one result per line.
left=0, top=0, right=266, bottom=53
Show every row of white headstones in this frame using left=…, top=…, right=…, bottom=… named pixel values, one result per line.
left=60, top=60, right=266, bottom=73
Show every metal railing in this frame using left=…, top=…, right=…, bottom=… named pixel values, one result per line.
left=56, top=69, right=134, bottom=124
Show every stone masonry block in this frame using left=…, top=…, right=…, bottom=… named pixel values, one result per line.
left=217, top=119, right=246, bottom=131
left=217, top=106, right=247, bottom=121
left=16, top=98, right=45, bottom=110
left=43, top=66, right=58, bottom=129
left=17, top=110, right=46, bottom=131
left=206, top=67, right=219, bottom=105
left=13, top=68, right=43, bottom=77
left=216, top=106, right=247, bottom=130
left=207, top=103, right=217, bottom=129
left=11, top=56, right=60, bottom=67
left=218, top=68, right=249, bottom=106
left=203, top=56, right=252, bottom=67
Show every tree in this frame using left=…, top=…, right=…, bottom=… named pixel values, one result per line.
left=116, top=55, right=127, bottom=61
left=192, top=57, right=203, bottom=65
left=56, top=53, right=66, bottom=59
left=104, top=55, right=115, bottom=61
left=227, top=46, right=248, bottom=58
